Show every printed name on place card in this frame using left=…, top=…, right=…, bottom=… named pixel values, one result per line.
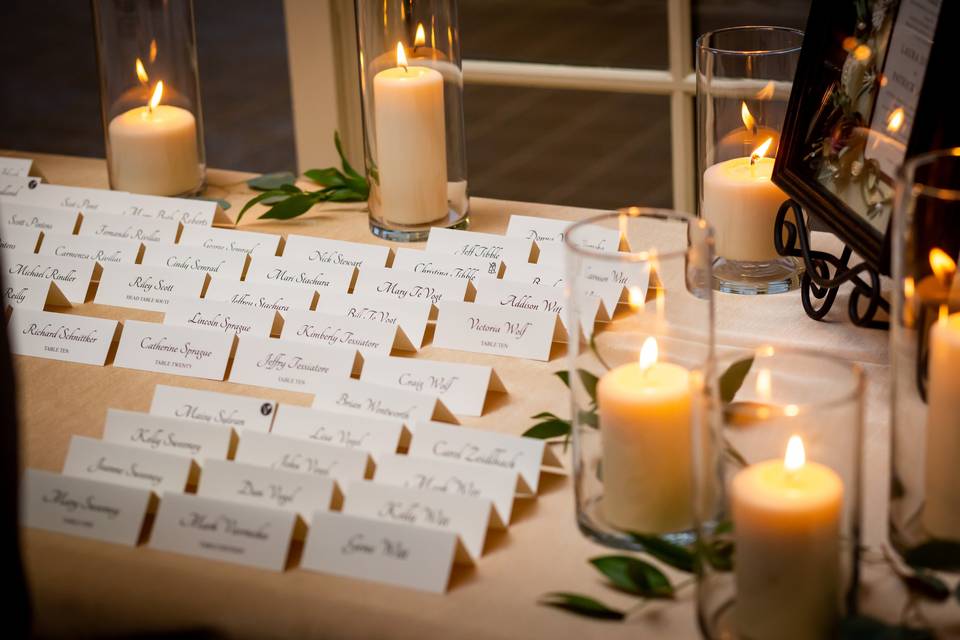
left=425, top=227, right=534, bottom=267
left=234, top=430, right=370, bottom=486
left=506, top=214, right=622, bottom=252
left=282, top=234, right=390, bottom=269
left=95, top=264, right=207, bottom=312
left=150, top=384, right=276, bottom=433
left=318, top=292, right=433, bottom=349
left=271, top=404, right=403, bottom=460
left=352, top=265, right=472, bottom=306
left=0, top=156, right=32, bottom=176
left=179, top=225, right=280, bottom=257
left=359, top=354, right=503, bottom=417
left=245, top=255, right=355, bottom=294
left=1, top=202, right=79, bottom=233
left=0, top=174, right=40, bottom=197
left=62, top=435, right=192, bottom=494
left=149, top=492, right=296, bottom=571
left=280, top=310, right=412, bottom=354
left=21, top=469, right=152, bottom=546
left=113, top=320, right=234, bottom=381
left=0, top=225, right=41, bottom=253
left=103, top=409, right=232, bottom=464
left=164, top=297, right=276, bottom=338
left=432, top=300, right=562, bottom=361
left=142, top=243, right=248, bottom=280
left=198, top=459, right=334, bottom=521
left=301, top=511, right=460, bottom=593
left=38, top=232, right=142, bottom=267
left=78, top=211, right=181, bottom=244
left=391, top=248, right=503, bottom=282
left=3, top=278, right=70, bottom=312
left=109, top=193, right=220, bottom=227
left=473, top=279, right=608, bottom=338
left=4, top=251, right=94, bottom=303
left=8, top=309, right=117, bottom=365
left=9, top=183, right=129, bottom=214
left=311, top=378, right=456, bottom=427
left=228, top=335, right=357, bottom=394
left=205, top=278, right=315, bottom=324
left=504, top=262, right=624, bottom=317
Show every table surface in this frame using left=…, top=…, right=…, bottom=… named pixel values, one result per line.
left=5, top=151, right=904, bottom=639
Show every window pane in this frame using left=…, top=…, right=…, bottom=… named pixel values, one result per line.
left=461, top=0, right=668, bottom=70
left=465, top=85, right=672, bottom=210
left=692, top=0, right=811, bottom=40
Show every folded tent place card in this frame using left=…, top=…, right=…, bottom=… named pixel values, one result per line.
left=425, top=227, right=535, bottom=267
left=62, top=435, right=192, bottom=495
left=38, top=232, right=142, bottom=267
left=179, top=225, right=281, bottom=257
left=94, top=264, right=207, bottom=312
left=317, top=292, right=433, bottom=349
left=4, top=251, right=95, bottom=303
left=234, top=430, right=370, bottom=486
left=142, top=243, right=248, bottom=280
left=229, top=335, right=357, bottom=394
left=0, top=155, right=32, bottom=176
left=473, top=278, right=607, bottom=337
left=198, top=459, right=334, bottom=521
left=163, top=297, right=276, bottom=338
left=103, top=408, right=232, bottom=464
left=78, top=211, right=181, bottom=244
left=506, top=214, right=623, bottom=266
left=7, top=309, right=117, bottom=365
left=0, top=175, right=41, bottom=197
left=301, top=510, right=460, bottom=593
left=150, top=384, right=276, bottom=434
left=9, top=183, right=129, bottom=214
left=3, top=277, right=65, bottom=312
left=282, top=235, right=391, bottom=269
left=311, top=378, right=456, bottom=426
left=245, top=255, right=355, bottom=294
left=21, top=468, right=152, bottom=546
left=108, top=193, right=220, bottom=227
left=353, top=265, right=471, bottom=306
left=503, top=262, right=625, bottom=318
left=359, top=354, right=504, bottom=417
left=149, top=492, right=296, bottom=571
left=271, top=404, right=403, bottom=460
left=205, top=278, right=316, bottom=316
left=0, top=225, right=41, bottom=252
left=113, top=320, right=234, bottom=381
left=432, top=300, right=562, bottom=362
left=1, top=202, right=79, bottom=233
left=391, top=248, right=503, bottom=282
left=280, top=309, right=413, bottom=354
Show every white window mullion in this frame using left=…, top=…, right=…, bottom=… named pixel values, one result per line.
left=667, top=0, right=695, bottom=214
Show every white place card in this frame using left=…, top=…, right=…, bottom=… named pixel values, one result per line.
left=198, top=459, right=334, bottom=521
left=38, top=232, right=142, bottom=267
left=21, top=468, right=151, bottom=546
left=108, top=193, right=219, bottom=227
left=94, top=264, right=207, bottom=312
left=8, top=183, right=128, bottom=214
left=103, top=409, right=232, bottom=463
left=507, top=214, right=622, bottom=251
left=374, top=453, right=516, bottom=525
left=179, top=225, right=280, bottom=257
left=409, top=421, right=547, bottom=493
left=311, top=378, right=456, bottom=426
left=426, top=227, right=535, bottom=267
left=142, top=243, right=247, bottom=280
left=4, top=251, right=94, bottom=303
left=78, top=211, right=181, bottom=244
left=582, top=259, right=649, bottom=309
left=3, top=277, right=68, bottom=312
left=62, top=435, right=192, bottom=494
left=1, top=202, right=79, bottom=233
left=502, top=262, right=566, bottom=288
left=301, top=511, right=459, bottom=593
left=317, top=292, right=433, bottom=349
left=0, top=156, right=32, bottom=176
left=163, top=297, right=276, bottom=338
left=229, top=335, right=357, bottom=394
left=205, top=278, right=316, bottom=318
left=503, top=262, right=625, bottom=317
left=391, top=248, right=503, bottom=282
left=245, top=255, right=355, bottom=294
left=432, top=301, right=561, bottom=361
left=359, top=355, right=503, bottom=417
left=113, top=320, right=234, bottom=381
left=353, top=265, right=471, bottom=306
left=149, top=492, right=296, bottom=571
left=150, top=384, right=277, bottom=434
left=473, top=278, right=567, bottom=328
left=0, top=175, right=41, bottom=197
left=0, top=225, right=41, bottom=252
left=271, top=404, right=403, bottom=460
left=282, top=235, right=390, bottom=269
left=344, top=480, right=492, bottom=560
left=280, top=310, right=412, bottom=354
left=234, top=430, right=370, bottom=486
left=7, top=309, right=117, bottom=365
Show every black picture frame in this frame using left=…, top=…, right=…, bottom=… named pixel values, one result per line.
left=773, top=0, right=958, bottom=274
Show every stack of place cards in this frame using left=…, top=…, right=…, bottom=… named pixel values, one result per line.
left=94, top=264, right=207, bottom=312
left=311, top=378, right=457, bottom=426
left=280, top=310, right=414, bottom=354
left=179, top=225, right=280, bottom=257
left=426, top=227, right=534, bottom=267
left=315, top=292, right=433, bottom=349
left=149, top=384, right=277, bottom=434
left=282, top=235, right=390, bottom=269
left=7, top=309, right=118, bottom=365
left=229, top=335, right=358, bottom=394
left=113, top=320, right=235, bottom=380
left=432, top=300, right=563, bottom=361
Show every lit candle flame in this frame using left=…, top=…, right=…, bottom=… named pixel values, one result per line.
left=939, top=304, right=950, bottom=326
left=149, top=38, right=158, bottom=63
left=929, top=248, right=956, bottom=285
left=887, top=107, right=905, bottom=133
left=639, top=337, right=658, bottom=372
left=755, top=81, right=775, bottom=101
left=853, top=44, right=872, bottom=61
left=784, top=435, right=805, bottom=472
left=756, top=368, right=772, bottom=399
left=148, top=80, right=163, bottom=112
left=741, top=102, right=756, bottom=133
left=415, top=23, right=426, bottom=47
left=135, top=58, right=149, bottom=85
left=750, top=137, right=774, bottom=166
left=396, top=42, right=408, bottom=70
left=627, top=286, right=644, bottom=310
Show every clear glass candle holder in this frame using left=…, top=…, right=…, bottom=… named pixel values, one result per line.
left=92, top=0, right=206, bottom=197
left=566, top=207, right=714, bottom=550
left=355, top=0, right=469, bottom=242
left=695, top=347, right=864, bottom=640
left=697, top=26, right=803, bottom=295
left=890, top=148, right=960, bottom=572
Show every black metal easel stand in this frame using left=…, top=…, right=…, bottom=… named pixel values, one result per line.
left=774, top=199, right=889, bottom=329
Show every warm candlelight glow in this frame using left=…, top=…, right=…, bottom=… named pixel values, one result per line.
left=853, top=44, right=872, bottom=61
left=755, top=81, right=775, bottom=101
left=756, top=368, right=772, bottom=399
left=750, top=137, right=774, bottom=166
left=415, top=23, right=426, bottom=47
left=939, top=304, right=950, bottom=326
left=628, top=286, right=644, bottom=310
left=135, top=58, right=149, bottom=85
left=396, top=42, right=408, bottom=69
left=639, top=337, right=658, bottom=371
left=929, top=248, right=956, bottom=284
left=904, top=276, right=915, bottom=299
left=741, top=102, right=757, bottom=133
left=147, top=80, right=164, bottom=112
left=149, top=38, right=158, bottom=63
left=887, top=107, right=905, bottom=133
left=784, top=435, right=805, bottom=472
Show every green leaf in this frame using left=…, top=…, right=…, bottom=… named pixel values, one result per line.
left=902, top=570, right=950, bottom=602
left=523, top=419, right=571, bottom=440
left=335, top=131, right=364, bottom=182
left=578, top=370, right=599, bottom=406
left=903, top=540, right=960, bottom=572
left=531, top=411, right=562, bottom=420
left=838, top=615, right=934, bottom=640
left=703, top=539, right=734, bottom=572
left=554, top=370, right=570, bottom=387
left=589, top=555, right=674, bottom=599
left=720, top=357, right=754, bottom=403
left=237, top=189, right=291, bottom=222
left=325, top=187, right=367, bottom=202
left=247, top=171, right=297, bottom=191
left=629, top=534, right=696, bottom=574
left=260, top=194, right=321, bottom=220
left=539, top=593, right=625, bottom=621
left=304, top=168, right=347, bottom=187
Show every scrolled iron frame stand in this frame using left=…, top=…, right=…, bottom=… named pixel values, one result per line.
left=774, top=199, right=889, bottom=329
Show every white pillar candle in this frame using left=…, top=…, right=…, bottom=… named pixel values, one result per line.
left=732, top=435, right=843, bottom=640
left=702, top=138, right=789, bottom=263
left=108, top=81, right=201, bottom=196
left=373, top=43, right=448, bottom=226
left=596, top=337, right=693, bottom=533
left=923, top=309, right=960, bottom=539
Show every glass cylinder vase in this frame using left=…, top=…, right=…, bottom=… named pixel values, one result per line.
left=355, top=0, right=469, bottom=242
left=567, top=207, right=714, bottom=550
left=890, top=148, right=960, bottom=572
left=695, top=347, right=864, bottom=640
left=697, top=26, right=803, bottom=295
left=92, top=0, right=206, bottom=197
